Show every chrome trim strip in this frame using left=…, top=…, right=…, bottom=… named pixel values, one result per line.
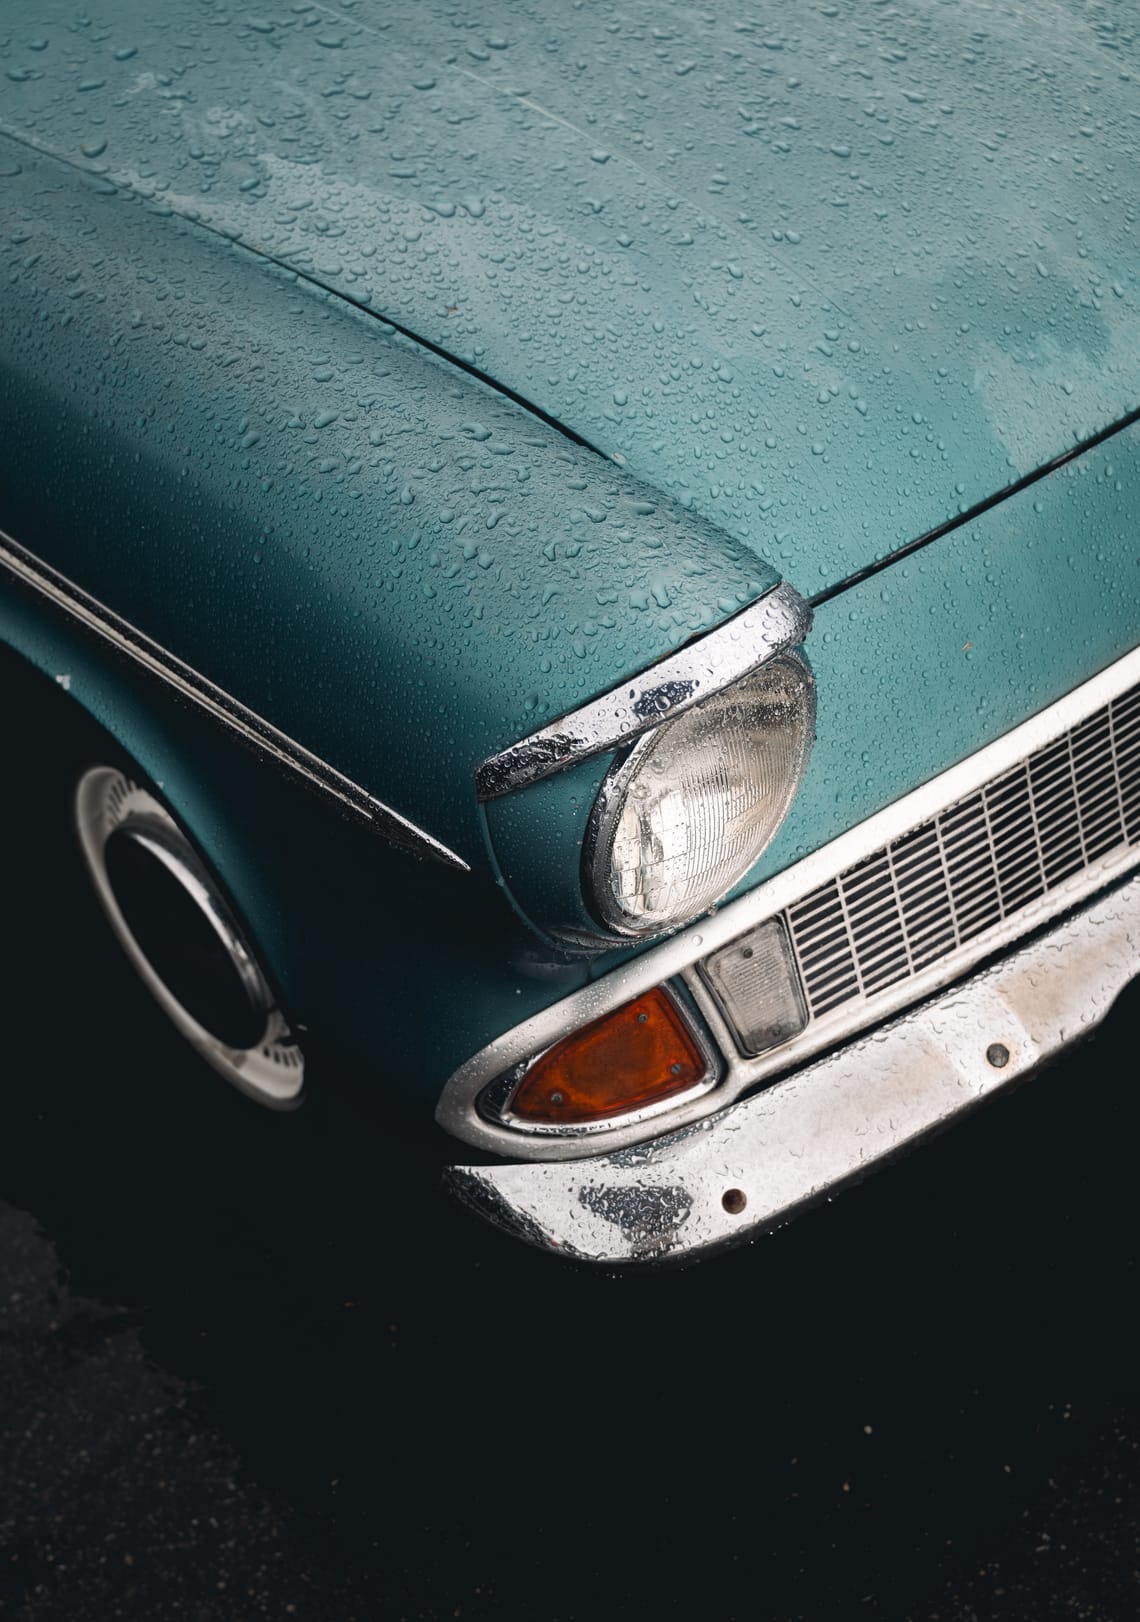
left=437, top=643, right=1140, bottom=1157
left=475, top=581, right=811, bottom=801
left=0, top=528, right=470, bottom=871
left=448, top=864, right=1140, bottom=1264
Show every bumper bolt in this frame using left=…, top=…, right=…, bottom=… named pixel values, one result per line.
left=986, top=1042, right=1010, bottom=1068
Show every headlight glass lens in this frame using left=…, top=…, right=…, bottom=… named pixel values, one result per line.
left=584, top=655, right=814, bottom=937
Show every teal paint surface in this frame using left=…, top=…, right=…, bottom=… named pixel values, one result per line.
left=483, top=751, right=616, bottom=948
left=737, top=420, right=1140, bottom=890
left=0, top=140, right=770, bottom=1104
left=489, top=424, right=1140, bottom=960
left=0, top=577, right=593, bottom=1105
left=0, top=144, right=776, bottom=868
left=1, top=2, right=1139, bottom=1111
left=2, top=0, right=1137, bottom=593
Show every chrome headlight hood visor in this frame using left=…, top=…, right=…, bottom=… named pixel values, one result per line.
left=475, top=581, right=811, bottom=801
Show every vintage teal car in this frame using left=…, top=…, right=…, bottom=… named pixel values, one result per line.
left=2, top=1, right=1138, bottom=1263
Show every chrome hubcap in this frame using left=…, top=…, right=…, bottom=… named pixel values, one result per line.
left=74, top=767, right=304, bottom=1108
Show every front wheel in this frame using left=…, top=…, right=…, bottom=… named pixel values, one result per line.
left=74, top=766, right=304, bottom=1110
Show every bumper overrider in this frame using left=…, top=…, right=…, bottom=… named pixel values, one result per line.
left=440, top=646, right=1140, bottom=1265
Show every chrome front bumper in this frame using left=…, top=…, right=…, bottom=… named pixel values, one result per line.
left=448, top=867, right=1140, bottom=1265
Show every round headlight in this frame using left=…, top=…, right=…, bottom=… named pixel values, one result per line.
left=583, top=654, right=815, bottom=938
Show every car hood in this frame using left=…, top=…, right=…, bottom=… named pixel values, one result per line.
left=1, top=0, right=1138, bottom=592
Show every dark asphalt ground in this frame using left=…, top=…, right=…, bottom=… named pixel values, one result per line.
left=1, top=670, right=1138, bottom=1621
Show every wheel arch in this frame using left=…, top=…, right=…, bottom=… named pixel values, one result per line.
left=0, top=608, right=305, bottom=1010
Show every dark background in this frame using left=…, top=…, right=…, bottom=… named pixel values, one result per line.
left=1, top=667, right=1137, bottom=1621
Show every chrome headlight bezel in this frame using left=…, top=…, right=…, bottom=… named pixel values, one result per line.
left=581, top=652, right=816, bottom=940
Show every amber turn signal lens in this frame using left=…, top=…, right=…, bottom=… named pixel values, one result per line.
left=509, top=987, right=710, bottom=1126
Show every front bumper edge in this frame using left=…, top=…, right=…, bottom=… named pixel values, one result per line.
left=447, top=868, right=1140, bottom=1265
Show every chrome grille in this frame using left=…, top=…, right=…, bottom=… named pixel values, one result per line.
left=787, top=681, right=1140, bottom=1019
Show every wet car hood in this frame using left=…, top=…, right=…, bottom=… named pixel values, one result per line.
left=1, top=0, right=1137, bottom=592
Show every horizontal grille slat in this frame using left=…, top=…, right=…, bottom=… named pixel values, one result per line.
left=786, top=678, right=1140, bottom=1022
